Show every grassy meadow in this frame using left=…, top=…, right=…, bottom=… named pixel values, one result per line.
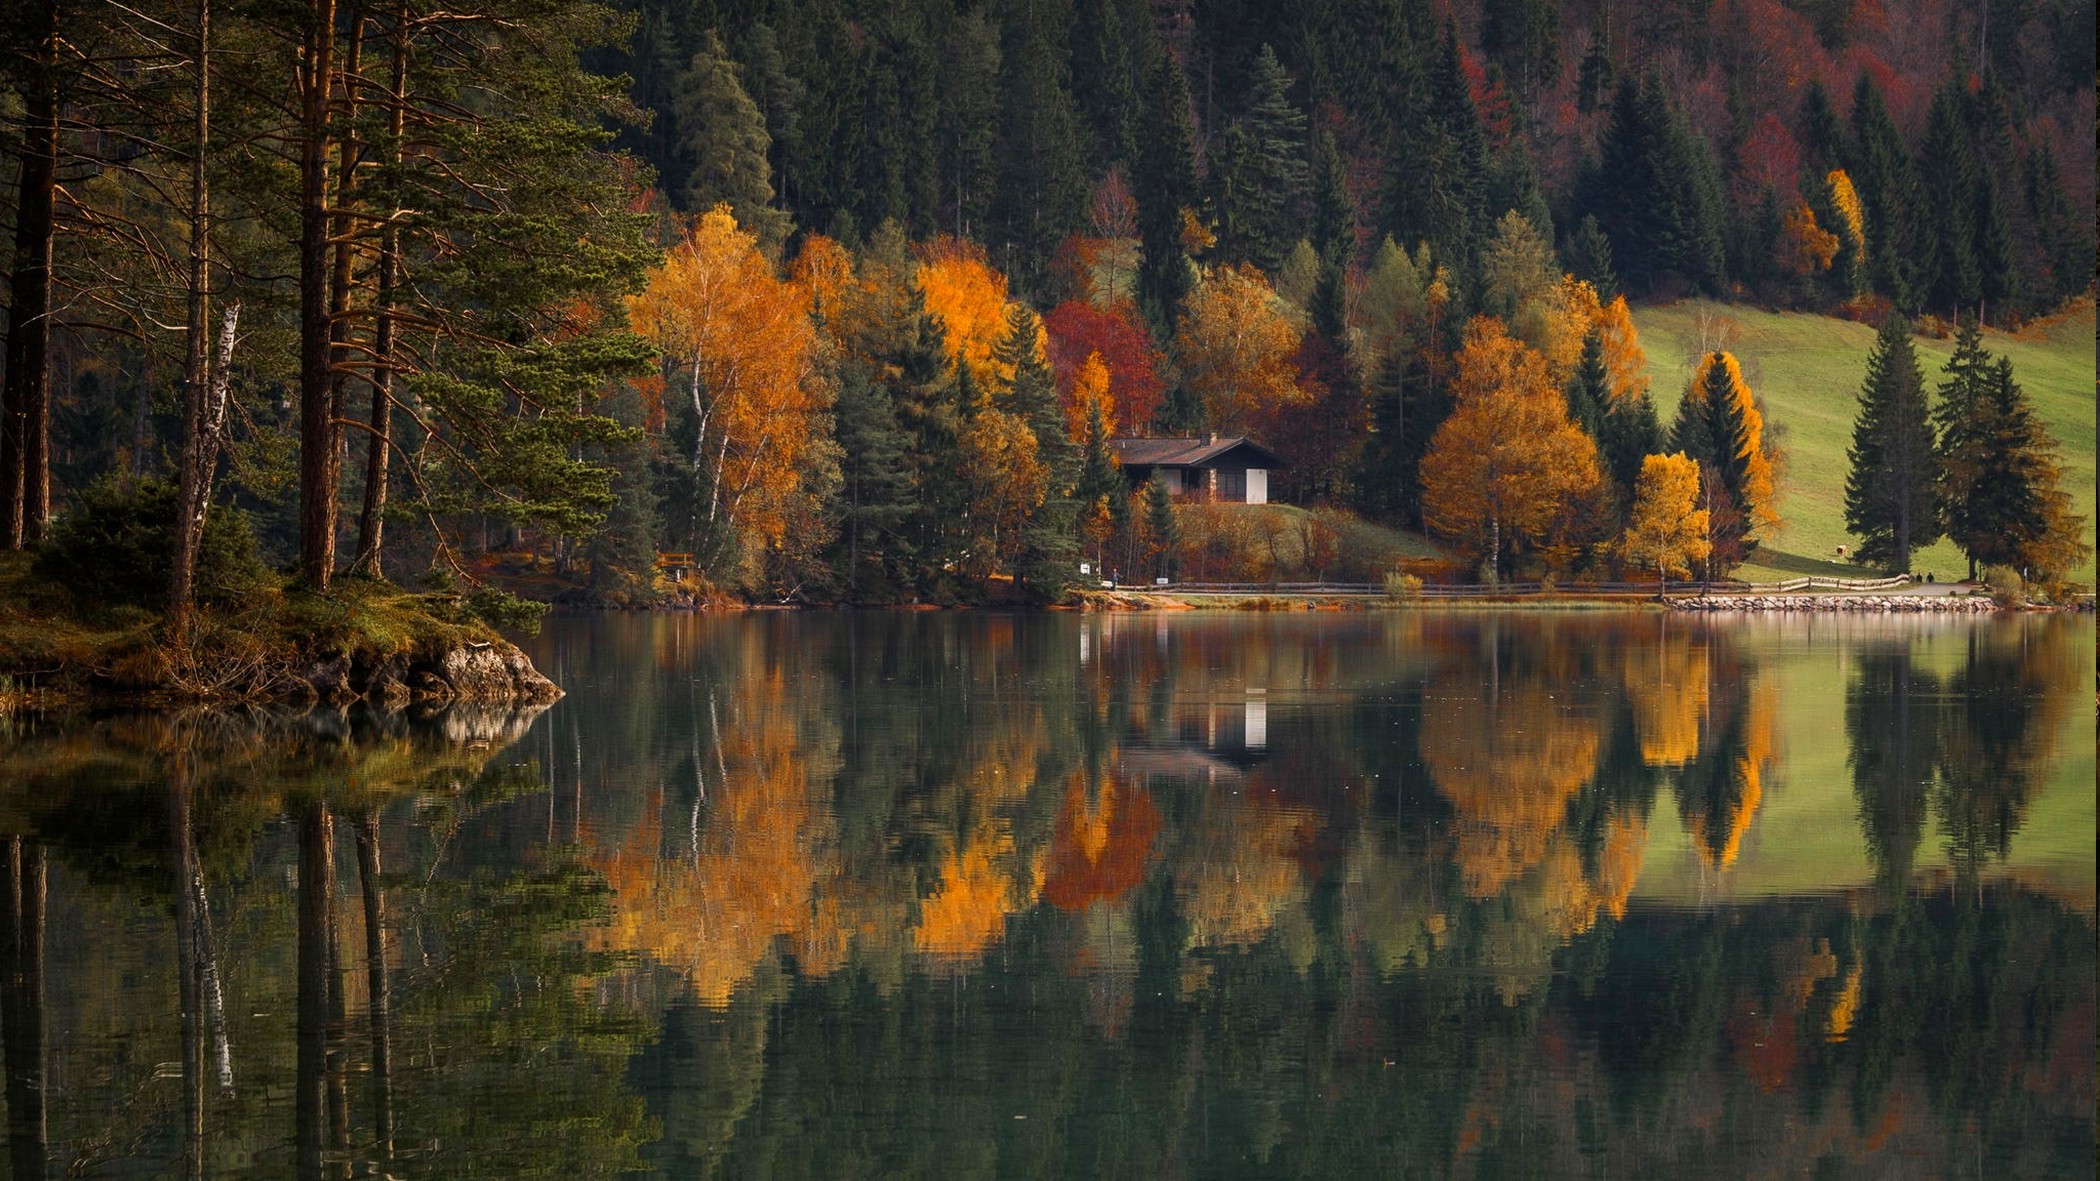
left=1632, top=299, right=2097, bottom=586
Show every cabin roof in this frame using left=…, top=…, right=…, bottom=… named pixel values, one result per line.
left=1108, top=436, right=1286, bottom=469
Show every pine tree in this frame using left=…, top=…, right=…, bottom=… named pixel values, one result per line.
left=1144, top=470, right=1178, bottom=580
left=1935, top=324, right=2089, bottom=580
left=832, top=363, right=915, bottom=598
left=1916, top=83, right=1980, bottom=317
left=856, top=11, right=940, bottom=238
left=1843, top=314, right=1940, bottom=570
left=672, top=32, right=789, bottom=245
left=1133, top=35, right=1199, bottom=329
left=992, top=7, right=1088, bottom=294
left=1562, top=214, right=1617, bottom=300
left=1564, top=328, right=1609, bottom=441
left=1209, top=45, right=1309, bottom=275
left=1599, top=389, right=1662, bottom=502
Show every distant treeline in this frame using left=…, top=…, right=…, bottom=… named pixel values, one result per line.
left=610, top=0, right=2095, bottom=323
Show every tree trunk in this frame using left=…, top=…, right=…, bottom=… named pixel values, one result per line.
left=298, top=0, right=342, bottom=590
left=168, top=0, right=215, bottom=647
left=350, top=5, right=408, bottom=579
left=355, top=814, right=394, bottom=1166
left=296, top=804, right=334, bottom=1180
left=171, top=306, right=241, bottom=643
left=0, top=838, right=48, bottom=1181
left=1, top=1, right=60, bottom=549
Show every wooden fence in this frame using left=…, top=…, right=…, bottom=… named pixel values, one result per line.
left=1115, top=574, right=1915, bottom=597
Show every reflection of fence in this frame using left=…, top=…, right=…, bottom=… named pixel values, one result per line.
left=1121, top=574, right=1916, bottom=597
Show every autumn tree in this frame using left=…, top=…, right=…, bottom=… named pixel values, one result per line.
left=1618, top=453, right=1711, bottom=587
left=916, top=237, right=1018, bottom=382
left=1043, top=299, right=1165, bottom=433
left=1420, top=318, right=1608, bottom=581
left=1843, top=315, right=1939, bottom=571
left=1173, top=265, right=1306, bottom=434
left=629, top=206, right=828, bottom=583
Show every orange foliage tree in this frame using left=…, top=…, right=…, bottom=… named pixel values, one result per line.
left=628, top=205, right=828, bottom=578
left=1593, top=295, right=1649, bottom=402
left=916, top=236, right=1021, bottom=381
left=1780, top=203, right=1839, bottom=276
left=1419, top=318, right=1608, bottom=581
left=1043, top=299, right=1165, bottom=432
left=1173, top=264, right=1307, bottom=434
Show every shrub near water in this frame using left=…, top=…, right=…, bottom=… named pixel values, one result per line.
left=34, top=476, right=276, bottom=610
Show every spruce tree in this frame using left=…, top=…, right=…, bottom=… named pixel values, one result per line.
left=936, top=13, right=1001, bottom=241
left=832, top=363, right=915, bottom=599
left=1562, top=214, right=1617, bottom=300
left=1564, top=328, right=1609, bottom=441
left=1843, top=314, right=1940, bottom=570
left=1916, top=84, right=1980, bottom=317
left=1384, top=22, right=1487, bottom=283
left=1848, top=73, right=1924, bottom=308
left=1210, top=44, right=1309, bottom=274
left=991, top=7, right=1088, bottom=294
left=1599, top=390, right=1663, bottom=503
left=1144, top=471, right=1178, bottom=581
left=1134, top=35, right=1199, bottom=328
left=672, top=32, right=788, bottom=245
left=1936, top=325, right=2089, bottom=579
left=1310, top=127, right=1356, bottom=270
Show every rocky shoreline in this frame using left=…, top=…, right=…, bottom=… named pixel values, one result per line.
left=290, top=638, right=561, bottom=707
left=1669, top=594, right=1999, bottom=613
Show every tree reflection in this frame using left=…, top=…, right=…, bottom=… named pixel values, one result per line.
left=1933, top=622, right=2074, bottom=883
left=1846, top=645, right=1940, bottom=892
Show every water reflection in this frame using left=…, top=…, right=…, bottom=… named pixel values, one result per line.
left=0, top=612, right=2089, bottom=1176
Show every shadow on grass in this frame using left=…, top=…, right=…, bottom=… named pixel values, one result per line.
left=1741, top=547, right=1871, bottom=578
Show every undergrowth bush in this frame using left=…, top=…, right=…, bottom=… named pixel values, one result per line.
left=35, top=476, right=275, bottom=610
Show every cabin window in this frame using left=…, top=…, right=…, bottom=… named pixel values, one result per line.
left=1215, top=468, right=1245, bottom=501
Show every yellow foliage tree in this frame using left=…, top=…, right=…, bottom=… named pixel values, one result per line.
left=1617, top=452, right=1712, bottom=584
left=786, top=232, right=856, bottom=318
left=1513, top=274, right=1601, bottom=384
left=959, top=406, right=1048, bottom=579
left=917, top=236, right=1022, bottom=381
left=1420, top=317, right=1608, bottom=581
left=1067, top=350, right=1115, bottom=440
left=1594, top=295, right=1649, bottom=403
left=1826, top=170, right=1865, bottom=254
left=628, top=205, right=828, bottom=574
left=1173, top=263, right=1307, bottom=433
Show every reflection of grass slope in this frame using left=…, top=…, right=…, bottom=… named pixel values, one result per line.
left=1632, top=621, right=2096, bottom=906
left=1634, top=301, right=2096, bottom=584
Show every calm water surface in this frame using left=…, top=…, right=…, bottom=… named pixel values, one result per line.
left=0, top=610, right=2091, bottom=1178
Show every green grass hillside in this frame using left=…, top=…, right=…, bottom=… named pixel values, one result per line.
left=1632, top=300, right=2097, bottom=585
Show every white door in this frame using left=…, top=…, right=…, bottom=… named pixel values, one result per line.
left=1245, top=469, right=1267, bottom=504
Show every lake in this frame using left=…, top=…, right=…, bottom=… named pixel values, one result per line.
left=0, top=609, right=2091, bottom=1177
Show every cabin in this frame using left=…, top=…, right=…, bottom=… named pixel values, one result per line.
left=1110, top=435, right=1285, bottom=504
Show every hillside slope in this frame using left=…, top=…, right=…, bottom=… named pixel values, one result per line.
left=1633, top=301, right=2096, bottom=585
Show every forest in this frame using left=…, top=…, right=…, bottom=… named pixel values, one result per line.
left=0, top=0, right=2091, bottom=615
